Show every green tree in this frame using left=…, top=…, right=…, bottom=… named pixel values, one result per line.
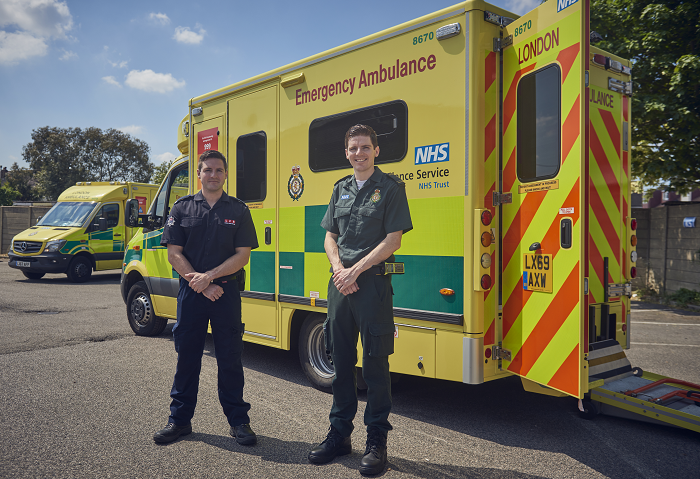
left=151, top=158, right=174, bottom=185
left=6, top=163, right=41, bottom=201
left=22, top=126, right=154, bottom=200
left=0, top=185, right=20, bottom=206
left=590, top=0, right=700, bottom=194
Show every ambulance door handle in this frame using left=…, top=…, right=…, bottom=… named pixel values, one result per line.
left=265, top=227, right=271, bottom=245
left=529, top=242, right=541, bottom=251
left=560, top=218, right=572, bottom=249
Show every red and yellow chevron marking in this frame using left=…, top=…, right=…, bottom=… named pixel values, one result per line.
left=484, top=49, right=498, bottom=346
left=588, top=91, right=624, bottom=303
left=500, top=4, right=585, bottom=397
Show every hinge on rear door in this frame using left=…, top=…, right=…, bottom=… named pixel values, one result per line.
left=607, top=282, right=632, bottom=298
left=608, top=78, right=633, bottom=96
left=493, top=191, right=513, bottom=206
left=492, top=346, right=512, bottom=361
left=493, top=35, right=513, bottom=52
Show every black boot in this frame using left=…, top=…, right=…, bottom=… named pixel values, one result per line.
left=153, top=422, right=192, bottom=443
left=359, top=427, right=387, bottom=475
left=308, top=425, right=352, bottom=464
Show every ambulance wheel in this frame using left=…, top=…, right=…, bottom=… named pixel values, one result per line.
left=579, top=399, right=599, bottom=420
left=298, top=313, right=334, bottom=393
left=127, top=281, right=167, bottom=336
left=66, top=256, right=92, bottom=283
left=22, top=271, right=45, bottom=280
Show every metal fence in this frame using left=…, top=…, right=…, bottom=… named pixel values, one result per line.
left=0, top=206, right=53, bottom=254
left=632, top=203, right=700, bottom=294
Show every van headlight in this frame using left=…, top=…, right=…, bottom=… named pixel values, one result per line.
left=44, top=240, right=66, bottom=253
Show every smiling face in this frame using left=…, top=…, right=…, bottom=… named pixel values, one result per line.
left=197, top=157, right=227, bottom=193
left=345, top=135, right=379, bottom=182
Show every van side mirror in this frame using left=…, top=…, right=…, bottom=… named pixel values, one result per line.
left=126, top=199, right=140, bottom=227
left=98, top=217, right=108, bottom=231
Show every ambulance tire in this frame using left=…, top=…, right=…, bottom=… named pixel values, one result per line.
left=298, top=313, right=334, bottom=393
left=127, top=281, right=167, bottom=337
left=579, top=399, right=599, bottom=420
left=66, top=256, right=92, bottom=283
left=22, top=271, right=45, bottom=280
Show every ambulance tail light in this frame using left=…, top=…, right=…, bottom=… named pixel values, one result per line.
left=481, top=232, right=491, bottom=248
left=481, top=210, right=493, bottom=226
left=630, top=267, right=637, bottom=279
left=631, top=235, right=637, bottom=247
left=481, top=275, right=492, bottom=290
left=631, top=218, right=637, bottom=231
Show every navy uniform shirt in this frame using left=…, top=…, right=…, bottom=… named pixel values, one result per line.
left=161, top=191, right=258, bottom=273
left=321, top=167, right=412, bottom=266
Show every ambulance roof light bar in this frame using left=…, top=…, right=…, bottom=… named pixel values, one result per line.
left=592, top=53, right=632, bottom=76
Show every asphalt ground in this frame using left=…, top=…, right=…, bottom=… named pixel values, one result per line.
left=0, top=262, right=698, bottom=478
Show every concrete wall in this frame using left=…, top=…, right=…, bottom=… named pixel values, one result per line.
left=0, top=206, right=53, bottom=254
left=632, top=204, right=700, bottom=294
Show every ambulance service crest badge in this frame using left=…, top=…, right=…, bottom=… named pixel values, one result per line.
left=370, top=189, right=381, bottom=204
left=288, top=165, right=304, bottom=201
left=166, top=216, right=175, bottom=226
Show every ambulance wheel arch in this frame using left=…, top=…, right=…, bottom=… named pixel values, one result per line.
left=126, top=280, right=167, bottom=336
left=66, top=254, right=93, bottom=283
left=298, top=312, right=334, bottom=392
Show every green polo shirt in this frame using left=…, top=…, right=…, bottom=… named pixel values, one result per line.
left=321, top=166, right=412, bottom=266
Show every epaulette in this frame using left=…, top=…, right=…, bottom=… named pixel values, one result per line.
left=174, top=194, right=193, bottom=204
left=334, top=174, right=353, bottom=186
left=386, top=173, right=406, bottom=187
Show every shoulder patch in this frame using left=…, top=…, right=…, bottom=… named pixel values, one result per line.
left=334, top=174, right=353, bottom=186
left=386, top=173, right=405, bottom=187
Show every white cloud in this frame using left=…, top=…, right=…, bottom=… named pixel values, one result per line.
left=506, top=0, right=541, bottom=15
left=0, top=0, right=73, bottom=38
left=59, top=49, right=76, bottom=61
left=110, top=60, right=128, bottom=68
left=155, top=152, right=177, bottom=164
left=125, top=69, right=185, bottom=93
left=118, top=125, right=143, bottom=136
left=102, top=75, right=121, bottom=87
left=173, top=25, right=205, bottom=45
left=0, top=0, right=74, bottom=65
left=0, top=30, right=48, bottom=64
left=149, top=12, right=170, bottom=25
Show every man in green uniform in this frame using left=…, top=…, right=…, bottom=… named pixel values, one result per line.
left=309, top=125, right=412, bottom=475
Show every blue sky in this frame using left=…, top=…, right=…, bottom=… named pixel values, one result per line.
left=0, top=0, right=539, bottom=171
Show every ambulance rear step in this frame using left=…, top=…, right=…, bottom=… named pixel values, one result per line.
left=580, top=339, right=700, bottom=433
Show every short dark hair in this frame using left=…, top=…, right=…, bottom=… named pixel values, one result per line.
left=198, top=150, right=227, bottom=171
left=344, top=124, right=378, bottom=149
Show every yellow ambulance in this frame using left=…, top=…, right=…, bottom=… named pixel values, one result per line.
left=121, top=0, right=693, bottom=424
left=9, top=181, right=157, bottom=282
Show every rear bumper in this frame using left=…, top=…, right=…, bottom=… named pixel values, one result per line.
left=8, top=252, right=72, bottom=274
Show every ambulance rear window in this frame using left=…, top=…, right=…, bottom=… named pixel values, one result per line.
left=516, top=64, right=561, bottom=182
left=236, top=131, right=267, bottom=202
left=308, top=100, right=408, bottom=172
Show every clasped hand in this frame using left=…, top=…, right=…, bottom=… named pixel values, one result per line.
left=184, top=271, right=224, bottom=301
left=332, top=267, right=359, bottom=296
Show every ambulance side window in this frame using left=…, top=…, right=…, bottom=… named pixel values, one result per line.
left=308, top=100, right=408, bottom=172
left=516, top=64, right=561, bottom=182
left=236, top=131, right=266, bottom=202
left=153, top=164, right=188, bottom=221
left=88, top=203, right=119, bottom=231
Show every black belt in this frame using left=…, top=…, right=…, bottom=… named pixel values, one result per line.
left=334, top=262, right=405, bottom=276
left=212, top=269, right=246, bottom=290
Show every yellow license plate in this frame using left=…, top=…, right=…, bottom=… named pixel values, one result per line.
left=523, top=253, right=552, bottom=293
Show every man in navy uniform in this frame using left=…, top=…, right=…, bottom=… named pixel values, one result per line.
left=309, top=125, right=412, bottom=475
left=154, top=149, right=259, bottom=445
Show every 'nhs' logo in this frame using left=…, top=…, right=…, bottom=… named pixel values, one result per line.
left=415, top=142, right=449, bottom=165
left=557, top=0, right=578, bottom=12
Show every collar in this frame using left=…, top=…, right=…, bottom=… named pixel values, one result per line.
left=348, top=167, right=383, bottom=190
left=194, top=190, right=230, bottom=204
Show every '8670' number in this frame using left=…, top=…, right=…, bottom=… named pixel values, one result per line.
left=413, top=32, right=434, bottom=45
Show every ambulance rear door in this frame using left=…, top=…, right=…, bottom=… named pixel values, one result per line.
left=498, top=0, right=589, bottom=398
